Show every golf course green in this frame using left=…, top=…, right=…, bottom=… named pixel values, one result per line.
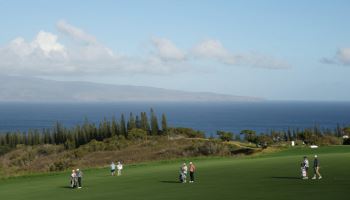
left=0, top=146, right=349, bottom=200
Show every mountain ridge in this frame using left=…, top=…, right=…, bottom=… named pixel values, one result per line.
left=0, top=76, right=263, bottom=102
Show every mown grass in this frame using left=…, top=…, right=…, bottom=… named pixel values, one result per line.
left=0, top=146, right=349, bottom=200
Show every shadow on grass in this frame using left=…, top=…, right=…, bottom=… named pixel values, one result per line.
left=271, top=176, right=301, bottom=180
left=59, top=186, right=74, bottom=189
left=160, top=180, right=181, bottom=184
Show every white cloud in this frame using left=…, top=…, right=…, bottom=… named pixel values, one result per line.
left=192, top=39, right=231, bottom=60
left=192, top=39, right=290, bottom=69
left=151, top=37, right=186, bottom=61
left=322, top=48, right=350, bottom=65
left=8, top=31, right=66, bottom=57
left=57, top=20, right=97, bottom=45
left=0, top=21, right=291, bottom=76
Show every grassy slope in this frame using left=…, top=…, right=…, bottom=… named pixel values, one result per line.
left=0, top=146, right=349, bottom=200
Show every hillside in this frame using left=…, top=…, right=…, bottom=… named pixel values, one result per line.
left=0, top=146, right=349, bottom=200
left=0, top=136, right=256, bottom=177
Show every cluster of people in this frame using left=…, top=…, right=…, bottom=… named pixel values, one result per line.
left=300, top=155, right=322, bottom=180
left=70, top=169, right=83, bottom=189
left=66, top=154, right=324, bottom=189
left=179, top=162, right=196, bottom=183
left=110, top=161, right=123, bottom=176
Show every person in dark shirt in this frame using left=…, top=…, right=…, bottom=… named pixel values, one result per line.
left=312, top=155, right=322, bottom=179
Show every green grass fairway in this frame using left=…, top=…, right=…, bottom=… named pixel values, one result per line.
left=1, top=146, right=349, bottom=200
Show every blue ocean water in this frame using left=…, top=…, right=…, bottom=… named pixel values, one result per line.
left=0, top=102, right=349, bottom=135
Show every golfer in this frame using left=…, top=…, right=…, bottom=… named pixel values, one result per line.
left=301, top=162, right=307, bottom=179
left=303, top=156, right=309, bottom=178
left=189, top=162, right=196, bottom=183
left=111, top=162, right=116, bottom=176
left=76, top=169, right=83, bottom=188
left=117, top=161, right=123, bottom=176
left=312, top=155, right=322, bottom=179
left=182, top=163, right=188, bottom=183
left=70, top=169, right=77, bottom=188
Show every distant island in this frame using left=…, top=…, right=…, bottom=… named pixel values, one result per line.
left=0, top=76, right=262, bottom=102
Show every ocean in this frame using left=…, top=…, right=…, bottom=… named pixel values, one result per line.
left=0, top=101, right=349, bottom=135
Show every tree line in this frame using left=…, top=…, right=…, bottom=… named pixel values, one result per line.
left=0, top=108, right=168, bottom=149
left=217, top=124, right=350, bottom=146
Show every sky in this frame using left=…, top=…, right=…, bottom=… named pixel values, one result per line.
left=0, top=0, right=350, bottom=101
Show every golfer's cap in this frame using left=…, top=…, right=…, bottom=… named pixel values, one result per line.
left=190, top=162, right=193, bottom=164
left=77, top=169, right=79, bottom=171
left=314, top=155, right=318, bottom=158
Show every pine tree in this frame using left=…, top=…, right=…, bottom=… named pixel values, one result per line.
left=150, top=108, right=159, bottom=135
left=111, top=116, right=119, bottom=136
left=161, top=113, right=167, bottom=135
left=135, top=115, right=141, bottom=129
left=127, top=112, right=136, bottom=131
left=140, top=112, right=150, bottom=134
left=120, top=114, right=127, bottom=138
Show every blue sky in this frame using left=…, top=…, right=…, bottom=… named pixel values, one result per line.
left=0, top=0, right=350, bottom=101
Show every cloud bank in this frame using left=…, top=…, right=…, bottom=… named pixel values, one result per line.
left=321, top=48, right=350, bottom=66
left=192, top=39, right=290, bottom=69
left=0, top=20, right=290, bottom=76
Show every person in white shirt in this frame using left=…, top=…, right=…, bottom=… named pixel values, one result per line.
left=117, top=161, right=123, bottom=176
left=111, top=162, right=116, bottom=176
left=303, top=156, right=309, bottom=178
left=70, top=169, right=77, bottom=188
left=182, top=163, right=188, bottom=183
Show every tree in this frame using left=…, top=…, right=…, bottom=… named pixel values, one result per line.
left=256, top=134, right=273, bottom=148
left=64, top=132, right=76, bottom=150
left=216, top=130, right=233, bottom=141
left=135, top=115, right=141, bottom=129
left=240, top=130, right=257, bottom=143
left=150, top=108, right=159, bottom=135
left=127, top=112, right=136, bottom=131
left=120, top=114, right=127, bottom=138
left=111, top=116, right=119, bottom=136
left=161, top=113, right=168, bottom=134
left=140, top=112, right=150, bottom=133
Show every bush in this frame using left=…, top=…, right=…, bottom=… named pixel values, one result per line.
left=81, top=139, right=106, bottom=152
left=217, top=131, right=233, bottom=141
left=343, top=138, right=350, bottom=145
left=49, top=159, right=72, bottom=171
left=167, top=127, right=205, bottom=138
left=185, top=140, right=230, bottom=156
left=128, top=129, right=148, bottom=141
left=317, top=135, right=342, bottom=145
left=0, top=145, right=11, bottom=156
left=256, top=135, right=273, bottom=148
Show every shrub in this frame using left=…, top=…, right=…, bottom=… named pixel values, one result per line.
left=128, top=129, right=148, bottom=141
left=343, top=138, right=350, bottom=145
left=167, top=127, right=205, bottom=138
left=0, top=145, right=11, bottom=156
left=317, top=135, right=342, bottom=145
left=185, top=140, right=230, bottom=156
left=49, top=159, right=72, bottom=171
left=217, top=131, right=233, bottom=141
left=256, top=135, right=273, bottom=148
